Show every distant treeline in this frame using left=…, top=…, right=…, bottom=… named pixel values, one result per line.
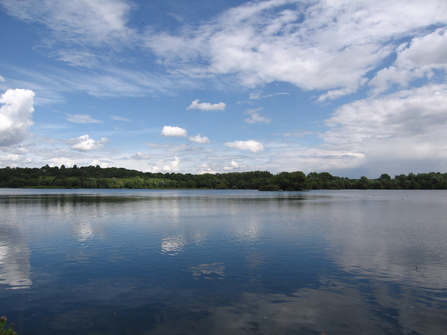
left=1, top=165, right=447, bottom=190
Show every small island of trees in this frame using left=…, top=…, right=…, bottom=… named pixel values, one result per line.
left=1, top=165, right=447, bottom=190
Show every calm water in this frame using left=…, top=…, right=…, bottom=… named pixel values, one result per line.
left=1, top=189, right=446, bottom=335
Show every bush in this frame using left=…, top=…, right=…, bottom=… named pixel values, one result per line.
left=0, top=316, right=17, bottom=335
left=258, top=184, right=280, bottom=191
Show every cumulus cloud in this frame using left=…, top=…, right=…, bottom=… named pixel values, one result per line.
left=370, top=28, right=447, bottom=94
left=322, top=84, right=447, bottom=172
left=147, top=156, right=181, bottom=173
left=146, top=0, right=447, bottom=98
left=163, top=156, right=180, bottom=172
left=0, top=89, right=35, bottom=147
left=187, top=99, right=226, bottom=111
left=245, top=108, right=271, bottom=124
left=68, top=134, right=109, bottom=151
left=160, top=126, right=187, bottom=137
left=223, top=140, right=264, bottom=153
left=66, top=113, right=102, bottom=123
left=189, top=134, right=210, bottom=143
left=4, top=0, right=447, bottom=102
left=0, top=153, right=32, bottom=166
left=224, top=160, right=240, bottom=170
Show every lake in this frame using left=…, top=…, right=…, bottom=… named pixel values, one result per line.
left=1, top=189, right=447, bottom=334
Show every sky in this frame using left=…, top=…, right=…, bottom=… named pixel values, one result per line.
left=0, top=0, right=447, bottom=178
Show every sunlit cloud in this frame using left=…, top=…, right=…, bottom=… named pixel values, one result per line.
left=148, top=156, right=181, bottom=173
left=320, top=84, right=447, bottom=174
left=160, top=126, right=187, bottom=137
left=0, top=89, right=35, bottom=147
left=1, top=0, right=446, bottom=177
left=68, top=134, right=110, bottom=151
left=189, top=134, right=210, bottom=144
left=145, top=0, right=447, bottom=97
left=223, top=140, right=264, bottom=153
left=224, top=160, right=240, bottom=170
left=370, top=28, right=447, bottom=94
left=187, top=99, right=226, bottom=111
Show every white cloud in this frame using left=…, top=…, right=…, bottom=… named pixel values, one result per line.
left=146, top=0, right=447, bottom=98
left=0, top=89, right=35, bottom=147
left=189, top=134, right=210, bottom=144
left=111, top=115, right=131, bottom=122
left=370, top=28, right=447, bottom=94
left=187, top=99, right=226, bottom=111
left=4, top=64, right=195, bottom=100
left=0, top=75, right=5, bottom=82
left=317, top=88, right=357, bottom=102
left=1, top=0, right=136, bottom=47
left=395, top=29, right=447, bottom=69
left=147, top=156, right=181, bottom=173
left=163, top=156, right=180, bottom=172
left=54, top=50, right=98, bottom=68
left=160, top=126, right=187, bottom=137
left=0, top=154, right=32, bottom=167
left=48, top=157, right=76, bottom=167
left=321, top=84, right=447, bottom=173
left=245, top=108, right=271, bottom=124
left=224, top=160, right=240, bottom=170
left=223, top=140, right=264, bottom=153
left=249, top=92, right=289, bottom=100
left=259, top=146, right=366, bottom=176
left=4, top=0, right=446, bottom=102
left=195, top=163, right=218, bottom=174
left=66, top=113, right=102, bottom=123
left=68, top=134, right=110, bottom=151
left=231, top=161, right=239, bottom=168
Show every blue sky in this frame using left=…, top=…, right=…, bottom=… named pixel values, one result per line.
left=1, top=0, right=447, bottom=178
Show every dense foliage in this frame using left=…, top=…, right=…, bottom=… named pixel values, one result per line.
left=1, top=165, right=447, bottom=190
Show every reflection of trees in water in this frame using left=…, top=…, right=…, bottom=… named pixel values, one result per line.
left=188, top=263, right=225, bottom=279
left=0, top=224, right=32, bottom=289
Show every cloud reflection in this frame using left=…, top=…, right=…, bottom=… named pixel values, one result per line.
left=148, top=279, right=446, bottom=335
left=161, top=236, right=187, bottom=255
left=0, top=225, right=32, bottom=289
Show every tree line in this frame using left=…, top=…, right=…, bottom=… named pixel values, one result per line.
left=1, top=165, right=446, bottom=190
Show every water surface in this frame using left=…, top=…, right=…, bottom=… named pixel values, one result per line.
left=1, top=189, right=446, bottom=334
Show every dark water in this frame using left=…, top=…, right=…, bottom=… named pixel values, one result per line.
left=1, top=189, right=446, bottom=335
